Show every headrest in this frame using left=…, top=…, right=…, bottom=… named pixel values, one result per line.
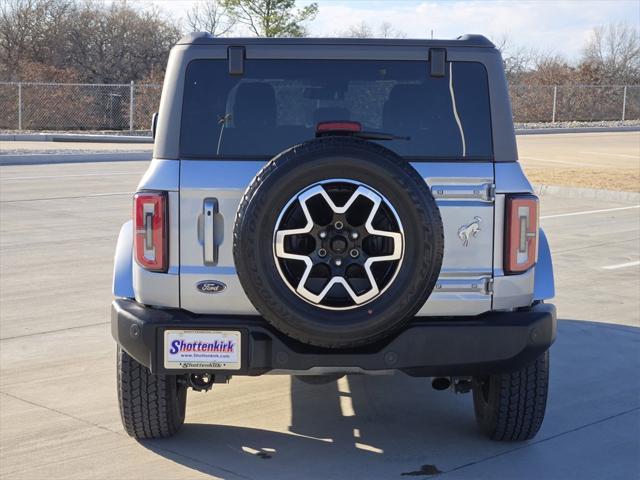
left=233, top=83, right=276, bottom=129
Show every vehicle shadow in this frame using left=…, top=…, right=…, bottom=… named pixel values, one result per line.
left=140, top=319, right=640, bottom=480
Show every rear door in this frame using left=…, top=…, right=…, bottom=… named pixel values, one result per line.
left=178, top=50, right=495, bottom=316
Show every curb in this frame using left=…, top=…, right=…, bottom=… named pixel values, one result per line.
left=0, top=133, right=153, bottom=143
left=0, top=152, right=151, bottom=166
left=534, top=184, right=640, bottom=204
left=515, top=126, right=640, bottom=135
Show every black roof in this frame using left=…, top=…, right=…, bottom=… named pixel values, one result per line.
left=178, top=32, right=495, bottom=48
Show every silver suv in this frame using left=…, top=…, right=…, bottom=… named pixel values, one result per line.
left=111, top=33, right=556, bottom=441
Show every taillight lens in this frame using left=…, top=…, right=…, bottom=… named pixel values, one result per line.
left=134, top=191, right=168, bottom=272
left=505, top=195, right=539, bottom=274
left=316, top=121, right=362, bottom=134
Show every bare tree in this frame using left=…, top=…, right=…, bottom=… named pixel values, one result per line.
left=0, top=0, right=74, bottom=80
left=341, top=21, right=406, bottom=39
left=582, top=22, right=640, bottom=84
left=62, top=2, right=181, bottom=83
left=343, top=21, right=373, bottom=39
left=378, top=22, right=406, bottom=39
left=0, top=0, right=181, bottom=82
left=185, top=0, right=235, bottom=36
left=492, top=34, right=537, bottom=84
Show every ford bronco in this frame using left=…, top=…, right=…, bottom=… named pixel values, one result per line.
left=111, top=33, right=556, bottom=441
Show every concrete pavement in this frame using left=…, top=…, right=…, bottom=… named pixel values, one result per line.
left=0, top=160, right=639, bottom=479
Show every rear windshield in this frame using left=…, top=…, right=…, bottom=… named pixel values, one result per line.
left=180, top=59, right=492, bottom=159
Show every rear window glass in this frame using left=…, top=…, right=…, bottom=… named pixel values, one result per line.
left=180, top=59, right=492, bottom=159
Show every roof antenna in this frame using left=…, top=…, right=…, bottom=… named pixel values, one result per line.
left=430, top=29, right=434, bottom=39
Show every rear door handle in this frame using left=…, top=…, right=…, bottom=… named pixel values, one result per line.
left=203, top=198, right=218, bottom=265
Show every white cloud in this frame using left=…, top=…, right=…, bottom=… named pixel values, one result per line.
left=152, top=0, right=639, bottom=60
left=306, top=0, right=639, bottom=59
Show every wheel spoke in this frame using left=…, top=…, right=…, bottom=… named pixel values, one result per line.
left=274, top=190, right=316, bottom=293
left=273, top=180, right=404, bottom=309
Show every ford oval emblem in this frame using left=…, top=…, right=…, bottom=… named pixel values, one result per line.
left=196, top=280, right=227, bottom=294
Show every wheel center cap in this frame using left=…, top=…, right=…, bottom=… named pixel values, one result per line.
left=330, top=235, right=348, bottom=253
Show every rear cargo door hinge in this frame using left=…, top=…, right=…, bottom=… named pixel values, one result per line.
left=431, top=183, right=495, bottom=202
left=485, top=278, right=494, bottom=294
left=429, top=48, right=447, bottom=77
left=434, top=276, right=493, bottom=295
left=228, top=46, right=245, bottom=75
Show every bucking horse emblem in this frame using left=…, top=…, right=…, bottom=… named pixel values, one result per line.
left=458, top=216, right=482, bottom=247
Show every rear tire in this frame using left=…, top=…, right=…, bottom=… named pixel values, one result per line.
left=117, top=347, right=187, bottom=439
left=472, top=351, right=549, bottom=441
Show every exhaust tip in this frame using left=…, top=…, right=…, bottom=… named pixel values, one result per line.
left=431, top=377, right=451, bottom=391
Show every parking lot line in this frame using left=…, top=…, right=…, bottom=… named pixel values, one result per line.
left=0, top=191, right=134, bottom=203
left=0, top=172, right=133, bottom=180
left=602, top=260, right=640, bottom=270
left=541, top=205, right=640, bottom=219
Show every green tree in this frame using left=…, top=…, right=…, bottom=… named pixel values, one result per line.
left=222, top=0, right=318, bottom=37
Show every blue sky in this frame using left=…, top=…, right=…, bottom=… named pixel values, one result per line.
left=149, top=0, right=639, bottom=60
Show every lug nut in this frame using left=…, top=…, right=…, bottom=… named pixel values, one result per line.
left=318, top=248, right=327, bottom=258
left=350, top=232, right=359, bottom=240
left=334, top=258, right=343, bottom=267
left=319, top=231, right=327, bottom=239
left=334, top=221, right=344, bottom=230
left=350, top=249, right=359, bottom=258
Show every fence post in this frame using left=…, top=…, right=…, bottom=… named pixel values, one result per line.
left=621, top=85, right=627, bottom=123
left=17, top=83, right=22, bottom=131
left=129, top=81, right=134, bottom=132
left=551, top=85, right=557, bottom=123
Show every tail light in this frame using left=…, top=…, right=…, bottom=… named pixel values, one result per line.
left=505, top=195, right=539, bottom=274
left=134, top=191, right=168, bottom=272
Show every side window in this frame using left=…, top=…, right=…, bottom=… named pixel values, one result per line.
left=452, top=62, right=493, bottom=157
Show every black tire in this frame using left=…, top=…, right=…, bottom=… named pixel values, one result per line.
left=233, top=137, right=444, bottom=348
left=117, top=347, right=187, bottom=439
left=472, top=351, right=550, bottom=441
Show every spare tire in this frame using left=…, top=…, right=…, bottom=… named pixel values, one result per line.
left=233, top=137, right=443, bottom=348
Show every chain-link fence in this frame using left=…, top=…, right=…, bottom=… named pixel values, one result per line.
left=0, top=81, right=638, bottom=131
left=0, top=82, right=161, bottom=131
left=509, top=85, right=640, bottom=123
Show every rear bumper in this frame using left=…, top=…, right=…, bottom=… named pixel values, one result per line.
left=111, top=299, right=556, bottom=376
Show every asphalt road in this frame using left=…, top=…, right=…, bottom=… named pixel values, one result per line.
left=1, top=159, right=639, bottom=479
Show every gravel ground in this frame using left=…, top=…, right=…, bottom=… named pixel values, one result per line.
left=514, top=120, right=640, bottom=129
left=524, top=167, right=640, bottom=192
left=2, top=120, right=640, bottom=136
left=517, top=131, right=640, bottom=192
left=0, top=129, right=152, bottom=136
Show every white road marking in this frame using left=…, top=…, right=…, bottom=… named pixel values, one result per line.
left=355, top=442, right=384, bottom=454
left=0, top=172, right=134, bottom=180
left=1, top=191, right=134, bottom=203
left=541, top=205, right=640, bottom=219
left=338, top=376, right=355, bottom=417
left=603, top=260, right=640, bottom=270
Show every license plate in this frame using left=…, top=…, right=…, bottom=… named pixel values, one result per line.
left=163, top=330, right=241, bottom=370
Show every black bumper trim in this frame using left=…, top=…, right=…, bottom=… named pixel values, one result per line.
left=111, top=299, right=556, bottom=376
